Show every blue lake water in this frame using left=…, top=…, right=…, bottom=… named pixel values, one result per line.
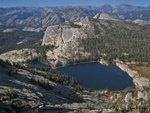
left=57, top=63, right=134, bottom=90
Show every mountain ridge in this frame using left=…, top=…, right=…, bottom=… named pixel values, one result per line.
left=0, top=4, right=150, bottom=31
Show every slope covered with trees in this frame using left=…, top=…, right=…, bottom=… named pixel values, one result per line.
left=79, top=20, right=150, bottom=63
left=0, top=30, right=44, bottom=54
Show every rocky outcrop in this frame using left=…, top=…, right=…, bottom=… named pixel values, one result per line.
left=42, top=18, right=95, bottom=67
left=133, top=19, right=149, bottom=25
left=93, top=13, right=120, bottom=21
left=42, top=20, right=89, bottom=46
left=115, top=60, right=150, bottom=89
left=75, top=16, right=91, bottom=27
left=42, top=25, right=63, bottom=46
left=99, top=59, right=109, bottom=66
left=0, top=48, right=39, bottom=64
left=115, top=60, right=139, bottom=78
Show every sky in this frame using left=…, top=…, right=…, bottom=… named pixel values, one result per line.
left=0, top=0, right=150, bottom=7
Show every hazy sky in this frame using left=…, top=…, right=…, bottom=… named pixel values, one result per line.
left=0, top=0, right=150, bottom=7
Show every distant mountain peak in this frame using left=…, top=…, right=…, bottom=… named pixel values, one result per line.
left=117, top=4, right=134, bottom=7
left=99, top=4, right=113, bottom=13
left=101, top=4, right=113, bottom=7
left=116, top=4, right=146, bottom=10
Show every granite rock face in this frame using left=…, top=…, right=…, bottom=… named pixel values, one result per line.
left=42, top=25, right=82, bottom=46
left=42, top=17, right=94, bottom=67
left=42, top=14, right=111, bottom=47
left=42, top=25, right=63, bottom=46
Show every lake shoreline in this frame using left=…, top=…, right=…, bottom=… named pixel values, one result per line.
left=32, top=59, right=144, bottom=90
left=57, top=62, right=135, bottom=90
left=54, top=59, right=109, bottom=69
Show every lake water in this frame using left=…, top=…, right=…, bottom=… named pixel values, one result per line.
left=57, top=63, right=134, bottom=90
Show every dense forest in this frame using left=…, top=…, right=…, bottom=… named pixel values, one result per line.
left=79, top=20, right=150, bottom=63
left=0, top=30, right=44, bottom=54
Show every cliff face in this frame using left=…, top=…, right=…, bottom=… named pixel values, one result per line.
left=42, top=24, right=85, bottom=46
left=42, top=25, right=63, bottom=46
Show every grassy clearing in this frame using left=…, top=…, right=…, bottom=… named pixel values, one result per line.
left=130, top=64, right=150, bottom=79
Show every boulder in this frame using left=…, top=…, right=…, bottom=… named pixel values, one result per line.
left=137, top=91, right=149, bottom=101
left=125, top=93, right=133, bottom=103
left=133, top=77, right=150, bottom=88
